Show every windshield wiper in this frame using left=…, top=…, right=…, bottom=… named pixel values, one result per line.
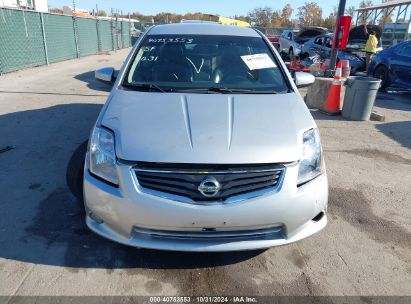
left=175, top=87, right=287, bottom=94
left=123, top=83, right=167, bottom=93
left=174, top=87, right=257, bottom=94
left=172, top=87, right=232, bottom=94
left=207, top=87, right=235, bottom=94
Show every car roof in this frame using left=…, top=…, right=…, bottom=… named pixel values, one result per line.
left=148, top=23, right=260, bottom=37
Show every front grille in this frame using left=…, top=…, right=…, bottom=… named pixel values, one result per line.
left=133, top=163, right=285, bottom=202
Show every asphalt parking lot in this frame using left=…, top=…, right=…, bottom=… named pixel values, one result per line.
left=0, top=48, right=410, bottom=298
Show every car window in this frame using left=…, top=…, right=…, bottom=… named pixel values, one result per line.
left=314, top=37, right=323, bottom=46
left=287, top=32, right=293, bottom=40
left=124, top=34, right=289, bottom=93
left=325, top=37, right=333, bottom=48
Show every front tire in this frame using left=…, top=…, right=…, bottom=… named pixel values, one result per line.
left=373, top=65, right=390, bottom=90
left=66, top=140, right=88, bottom=202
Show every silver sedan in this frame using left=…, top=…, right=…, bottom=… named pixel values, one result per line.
left=67, top=22, right=328, bottom=251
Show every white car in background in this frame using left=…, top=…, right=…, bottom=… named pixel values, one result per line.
left=279, top=27, right=328, bottom=58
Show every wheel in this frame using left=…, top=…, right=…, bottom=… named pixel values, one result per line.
left=373, top=65, right=390, bottom=89
left=66, top=140, right=88, bottom=202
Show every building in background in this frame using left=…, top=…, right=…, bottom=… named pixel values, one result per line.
left=382, top=22, right=411, bottom=46
left=62, top=5, right=93, bottom=18
left=0, top=0, right=48, bottom=12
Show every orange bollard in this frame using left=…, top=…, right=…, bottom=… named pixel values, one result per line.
left=341, top=60, right=350, bottom=80
left=322, top=62, right=343, bottom=115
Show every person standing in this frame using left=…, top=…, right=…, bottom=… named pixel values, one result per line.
left=364, top=25, right=378, bottom=71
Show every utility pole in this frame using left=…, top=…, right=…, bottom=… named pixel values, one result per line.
left=72, top=0, right=80, bottom=58
left=329, top=0, right=347, bottom=73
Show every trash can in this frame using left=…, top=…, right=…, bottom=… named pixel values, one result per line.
left=342, top=76, right=381, bottom=121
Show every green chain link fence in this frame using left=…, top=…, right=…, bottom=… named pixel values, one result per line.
left=0, top=7, right=133, bottom=74
left=98, top=19, right=113, bottom=52
left=121, top=21, right=131, bottom=48
left=43, top=13, right=77, bottom=63
left=0, top=9, right=46, bottom=73
left=113, top=19, right=122, bottom=50
left=76, top=18, right=99, bottom=57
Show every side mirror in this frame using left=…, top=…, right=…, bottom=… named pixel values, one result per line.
left=95, top=67, right=117, bottom=84
left=294, top=71, right=315, bottom=88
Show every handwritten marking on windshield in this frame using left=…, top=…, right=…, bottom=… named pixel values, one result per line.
left=148, top=38, right=194, bottom=44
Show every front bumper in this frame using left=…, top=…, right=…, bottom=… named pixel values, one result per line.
left=84, top=160, right=328, bottom=252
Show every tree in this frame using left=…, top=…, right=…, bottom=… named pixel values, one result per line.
left=248, top=7, right=273, bottom=27
left=359, top=1, right=373, bottom=9
left=130, top=12, right=154, bottom=23
left=345, top=6, right=356, bottom=27
left=358, top=0, right=373, bottom=24
left=168, top=13, right=184, bottom=23
left=378, top=0, right=394, bottom=26
left=154, top=12, right=171, bottom=23
left=97, top=10, right=107, bottom=17
left=322, top=6, right=337, bottom=29
left=182, top=12, right=205, bottom=21
left=271, top=11, right=282, bottom=28
left=235, top=15, right=251, bottom=23
left=345, top=6, right=356, bottom=17
left=280, top=4, right=293, bottom=27
left=378, top=14, right=392, bottom=26
left=322, top=14, right=336, bottom=30
left=297, top=2, right=323, bottom=27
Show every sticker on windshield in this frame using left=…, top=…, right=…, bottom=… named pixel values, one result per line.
left=240, top=53, right=277, bottom=70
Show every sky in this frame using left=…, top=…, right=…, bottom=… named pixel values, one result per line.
left=47, top=0, right=361, bottom=18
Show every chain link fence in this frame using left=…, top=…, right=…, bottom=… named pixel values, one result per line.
left=0, top=7, right=133, bottom=74
left=43, top=13, right=77, bottom=63
left=98, top=19, right=113, bottom=52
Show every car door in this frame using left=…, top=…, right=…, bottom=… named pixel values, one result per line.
left=390, top=42, right=411, bottom=87
left=286, top=31, right=293, bottom=50
left=280, top=31, right=290, bottom=52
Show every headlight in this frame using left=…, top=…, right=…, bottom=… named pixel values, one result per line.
left=89, top=126, right=119, bottom=185
left=297, top=129, right=323, bottom=186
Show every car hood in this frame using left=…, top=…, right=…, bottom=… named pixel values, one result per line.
left=297, top=27, right=328, bottom=39
left=348, top=25, right=382, bottom=44
left=101, top=90, right=315, bottom=164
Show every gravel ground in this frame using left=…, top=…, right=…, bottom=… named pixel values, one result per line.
left=0, top=49, right=410, bottom=299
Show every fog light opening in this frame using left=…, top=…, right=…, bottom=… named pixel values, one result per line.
left=312, top=212, right=324, bottom=222
left=89, top=212, right=104, bottom=224
left=202, top=228, right=217, bottom=232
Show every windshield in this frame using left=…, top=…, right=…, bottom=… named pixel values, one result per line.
left=123, top=34, right=289, bottom=93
